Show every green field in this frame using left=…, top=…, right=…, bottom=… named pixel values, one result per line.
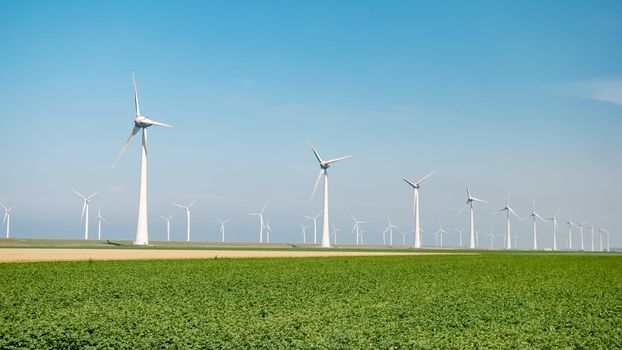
left=1, top=253, right=620, bottom=349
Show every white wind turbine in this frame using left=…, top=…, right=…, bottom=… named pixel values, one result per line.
left=546, top=210, right=560, bottom=251
left=247, top=203, right=268, bottom=243
left=174, top=197, right=198, bottom=242
left=217, top=218, right=229, bottom=242
left=307, top=139, right=352, bottom=248
left=599, top=227, right=610, bottom=252
left=458, top=186, right=488, bottom=249
left=113, top=71, right=173, bottom=246
left=495, top=191, right=518, bottom=249
left=525, top=201, right=545, bottom=250
left=576, top=221, right=586, bottom=251
left=454, top=228, right=465, bottom=247
left=303, top=211, right=321, bottom=244
left=401, top=171, right=434, bottom=248
left=159, top=214, right=175, bottom=241
left=399, top=230, right=407, bottom=245
left=512, top=233, right=519, bottom=248
left=382, top=217, right=399, bottom=246
left=486, top=227, right=496, bottom=248
left=96, top=207, right=109, bottom=240
left=588, top=224, right=595, bottom=252
left=265, top=218, right=272, bottom=243
left=566, top=217, right=577, bottom=250
left=300, top=224, right=309, bottom=243
left=331, top=224, right=340, bottom=245
left=435, top=224, right=447, bottom=247
left=351, top=214, right=365, bottom=246
left=1, top=202, right=15, bottom=239
left=72, top=189, right=101, bottom=240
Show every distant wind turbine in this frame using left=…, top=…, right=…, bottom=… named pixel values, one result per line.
left=303, top=211, right=321, bottom=244
left=382, top=217, right=399, bottom=246
left=247, top=202, right=268, bottom=243
left=546, top=209, right=560, bottom=251
left=588, top=224, right=595, bottom=252
left=567, top=217, right=578, bottom=250
left=599, top=227, right=610, bottom=252
left=217, top=218, right=229, bottom=242
left=454, top=228, right=464, bottom=247
left=1, top=202, right=15, bottom=239
left=96, top=207, right=109, bottom=240
left=159, top=214, right=175, bottom=241
left=113, top=71, right=173, bottom=246
left=265, top=218, right=272, bottom=243
left=525, top=200, right=545, bottom=250
left=486, top=227, right=496, bottom=248
left=72, top=189, right=101, bottom=240
left=458, top=186, right=488, bottom=249
left=401, top=171, right=434, bottom=248
left=300, top=224, right=309, bottom=243
left=435, top=224, right=447, bottom=247
left=351, top=214, right=365, bottom=245
left=495, top=191, right=518, bottom=249
left=174, top=197, right=198, bottom=242
left=331, top=224, right=340, bottom=245
left=307, top=139, right=352, bottom=248
left=577, top=221, right=586, bottom=251
left=399, top=230, right=407, bottom=245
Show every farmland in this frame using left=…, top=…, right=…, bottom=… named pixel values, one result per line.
left=1, top=253, right=620, bottom=349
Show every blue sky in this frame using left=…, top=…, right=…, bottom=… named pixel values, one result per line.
left=0, top=1, right=621, bottom=248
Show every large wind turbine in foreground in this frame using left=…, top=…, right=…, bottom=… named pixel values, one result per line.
left=401, top=171, right=434, bottom=248
left=174, top=197, right=198, bottom=242
left=113, top=71, right=173, bottom=246
left=496, top=191, right=518, bottom=249
left=307, top=140, right=352, bottom=248
left=1, top=202, right=14, bottom=238
left=72, top=189, right=100, bottom=240
left=458, top=186, right=488, bottom=249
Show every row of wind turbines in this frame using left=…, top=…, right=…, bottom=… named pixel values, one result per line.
left=1, top=72, right=613, bottom=252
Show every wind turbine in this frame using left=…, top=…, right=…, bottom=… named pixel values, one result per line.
left=113, top=71, right=173, bottom=246
left=159, top=214, right=175, bottom=241
left=599, top=227, right=610, bottom=252
left=454, top=228, right=464, bottom=247
left=588, top=224, right=595, bottom=252
left=265, top=218, right=272, bottom=243
left=435, top=224, right=447, bottom=247
left=566, top=217, right=577, bottom=250
left=300, top=224, right=309, bottom=243
left=247, top=202, right=267, bottom=243
left=307, top=139, right=352, bottom=248
left=486, top=227, right=496, bottom=248
left=174, top=197, right=198, bottom=242
left=382, top=217, right=399, bottom=246
left=458, top=186, right=488, bottom=249
left=399, top=230, right=407, bottom=245
left=512, top=233, right=518, bottom=248
left=351, top=214, right=365, bottom=245
left=577, top=221, right=586, bottom=251
left=72, top=189, right=101, bottom=240
left=96, top=207, right=109, bottom=240
left=546, top=209, right=560, bottom=251
left=303, top=211, right=321, bottom=244
left=401, top=171, right=434, bottom=248
left=216, top=218, right=229, bottom=242
left=331, top=224, right=340, bottom=245
left=525, top=200, right=545, bottom=250
left=1, top=202, right=15, bottom=239
left=495, top=191, right=518, bottom=249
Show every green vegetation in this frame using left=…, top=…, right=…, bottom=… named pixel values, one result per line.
left=1, top=254, right=620, bottom=349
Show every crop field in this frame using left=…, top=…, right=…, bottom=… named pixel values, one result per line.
left=1, top=253, right=620, bottom=349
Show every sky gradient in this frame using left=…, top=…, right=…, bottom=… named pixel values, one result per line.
left=1, top=1, right=621, bottom=248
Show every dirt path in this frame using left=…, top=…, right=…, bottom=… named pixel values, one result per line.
left=0, top=248, right=458, bottom=262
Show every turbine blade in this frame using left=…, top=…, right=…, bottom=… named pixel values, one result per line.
left=113, top=126, right=140, bottom=168
left=72, top=188, right=86, bottom=200
left=142, top=118, right=173, bottom=128
left=401, top=177, right=417, bottom=188
left=306, top=139, right=323, bottom=164
left=80, top=202, right=86, bottom=223
left=310, top=169, right=323, bottom=200
left=132, top=71, right=140, bottom=116
left=509, top=208, right=519, bottom=218
left=466, top=186, right=471, bottom=199
left=325, top=155, right=353, bottom=165
left=173, top=203, right=187, bottom=209
left=456, top=204, right=468, bottom=216
left=2, top=212, right=6, bottom=225
left=471, top=197, right=488, bottom=204
left=0, top=202, right=6, bottom=210
left=416, top=171, right=435, bottom=185
left=188, top=197, right=199, bottom=208
left=86, top=190, right=102, bottom=201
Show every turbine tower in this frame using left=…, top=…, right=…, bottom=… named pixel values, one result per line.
left=577, top=221, right=586, bottom=251
left=1, top=202, right=15, bottom=239
left=546, top=209, right=560, bottom=251
left=96, top=207, right=109, bottom=240
left=300, top=224, right=309, bottom=243
left=265, top=218, right=272, bottom=243
left=174, top=197, right=198, bottom=242
left=72, top=189, right=101, bottom=240
left=458, top=186, right=488, bottom=249
left=307, top=139, right=352, bottom=248
left=526, top=201, right=545, bottom=250
left=382, top=217, right=399, bottom=246
left=401, top=171, right=434, bottom=248
left=113, top=71, right=173, bottom=246
left=496, top=191, right=518, bottom=249
left=159, top=214, right=175, bottom=241
left=247, top=202, right=267, bottom=243
left=566, top=217, right=577, bottom=250
left=217, top=218, right=229, bottom=242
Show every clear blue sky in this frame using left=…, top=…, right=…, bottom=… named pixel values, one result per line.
left=1, top=1, right=621, bottom=248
